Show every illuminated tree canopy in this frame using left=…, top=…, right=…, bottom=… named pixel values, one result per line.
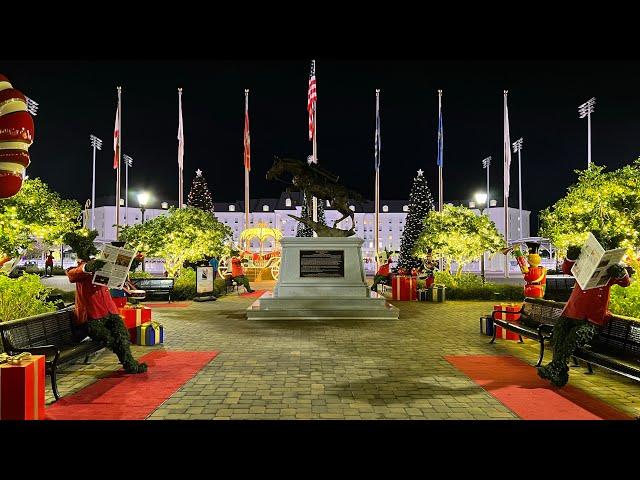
left=120, top=206, right=233, bottom=277
left=539, top=160, right=640, bottom=253
left=413, top=204, right=505, bottom=276
left=0, top=178, right=81, bottom=258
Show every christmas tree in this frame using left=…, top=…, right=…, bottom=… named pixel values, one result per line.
left=397, top=169, right=435, bottom=272
left=187, top=169, right=214, bottom=212
left=296, top=193, right=326, bottom=237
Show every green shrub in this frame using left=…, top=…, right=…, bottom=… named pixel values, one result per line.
left=172, top=269, right=196, bottom=300
left=0, top=273, right=56, bottom=322
left=610, top=278, right=640, bottom=318
left=444, top=283, right=523, bottom=301
left=434, top=271, right=484, bottom=289
left=49, top=288, right=76, bottom=304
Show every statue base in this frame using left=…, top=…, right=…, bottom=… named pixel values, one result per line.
left=246, top=237, right=399, bottom=320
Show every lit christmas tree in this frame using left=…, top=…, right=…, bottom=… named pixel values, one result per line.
left=187, top=169, right=214, bottom=212
left=296, top=193, right=326, bottom=237
left=397, top=169, right=435, bottom=272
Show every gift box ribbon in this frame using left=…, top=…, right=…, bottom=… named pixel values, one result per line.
left=140, top=321, right=163, bottom=345
left=0, top=352, right=32, bottom=365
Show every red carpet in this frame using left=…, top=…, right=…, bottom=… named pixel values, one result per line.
left=45, top=350, right=218, bottom=420
left=144, top=302, right=190, bottom=308
left=240, top=289, right=266, bottom=298
left=445, top=355, right=632, bottom=420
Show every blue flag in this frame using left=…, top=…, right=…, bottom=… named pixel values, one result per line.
left=375, top=97, right=381, bottom=171
left=436, top=107, right=443, bottom=167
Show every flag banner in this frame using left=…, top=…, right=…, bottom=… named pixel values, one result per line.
left=436, top=99, right=443, bottom=167
left=375, top=92, right=381, bottom=171
left=178, top=90, right=184, bottom=170
left=113, top=103, right=119, bottom=170
left=308, top=60, right=317, bottom=141
left=504, top=92, right=512, bottom=197
left=244, top=95, right=250, bottom=172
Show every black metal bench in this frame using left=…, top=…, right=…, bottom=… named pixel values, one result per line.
left=131, top=277, right=175, bottom=302
left=486, top=297, right=566, bottom=366
left=223, top=274, right=246, bottom=295
left=0, top=306, right=105, bottom=400
left=572, top=314, right=640, bottom=382
left=544, top=275, right=576, bottom=302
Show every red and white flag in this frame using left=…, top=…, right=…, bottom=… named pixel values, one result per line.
left=113, top=103, right=120, bottom=169
left=244, top=92, right=250, bottom=172
left=308, top=60, right=317, bottom=142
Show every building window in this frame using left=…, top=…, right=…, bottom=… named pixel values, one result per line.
left=285, top=198, right=292, bottom=207
left=229, top=205, right=235, bottom=212
left=369, top=242, right=373, bottom=248
left=349, top=205, right=355, bottom=211
left=382, top=205, right=389, bottom=212
left=263, top=205, right=269, bottom=212
left=402, top=205, right=409, bottom=212
left=388, top=235, right=393, bottom=240
left=326, top=200, right=331, bottom=207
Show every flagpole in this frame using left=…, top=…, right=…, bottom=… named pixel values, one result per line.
left=438, top=90, right=443, bottom=212
left=504, top=90, right=510, bottom=278
left=178, top=88, right=184, bottom=208
left=375, top=89, right=380, bottom=270
left=311, top=60, right=318, bottom=232
left=115, top=86, right=122, bottom=241
left=245, top=89, right=250, bottom=237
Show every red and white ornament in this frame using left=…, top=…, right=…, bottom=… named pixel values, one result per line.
left=0, top=74, right=34, bottom=198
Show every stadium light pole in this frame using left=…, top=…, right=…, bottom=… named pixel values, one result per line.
left=482, top=156, right=491, bottom=209
left=137, top=191, right=149, bottom=271
left=474, top=192, right=488, bottom=284
left=89, top=135, right=103, bottom=230
left=512, top=138, right=524, bottom=240
left=578, top=97, right=596, bottom=168
left=123, top=154, right=133, bottom=226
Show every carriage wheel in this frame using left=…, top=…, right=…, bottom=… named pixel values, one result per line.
left=218, top=256, right=231, bottom=277
left=271, top=261, right=280, bottom=280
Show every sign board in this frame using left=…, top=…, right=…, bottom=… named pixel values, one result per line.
left=196, top=266, right=214, bottom=293
left=92, top=244, right=136, bottom=289
left=299, top=250, right=345, bottom=278
left=571, top=232, right=627, bottom=290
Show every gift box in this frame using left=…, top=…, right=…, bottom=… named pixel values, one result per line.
left=136, top=321, right=164, bottom=346
left=419, top=284, right=446, bottom=302
left=119, top=305, right=152, bottom=343
left=494, top=325, right=520, bottom=341
left=480, top=316, right=494, bottom=336
left=493, top=303, right=522, bottom=321
left=392, top=275, right=417, bottom=301
left=0, top=353, right=45, bottom=420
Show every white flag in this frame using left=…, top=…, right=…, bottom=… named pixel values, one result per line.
left=178, top=90, right=184, bottom=169
left=503, top=91, right=512, bottom=198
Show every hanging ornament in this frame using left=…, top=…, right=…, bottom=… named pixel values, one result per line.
left=0, top=74, right=34, bottom=198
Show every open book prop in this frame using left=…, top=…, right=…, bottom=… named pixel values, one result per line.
left=571, top=233, right=627, bottom=290
left=91, top=244, right=136, bottom=289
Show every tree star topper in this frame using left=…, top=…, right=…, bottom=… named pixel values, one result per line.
left=195, top=169, right=202, bottom=177
left=417, top=169, right=424, bottom=176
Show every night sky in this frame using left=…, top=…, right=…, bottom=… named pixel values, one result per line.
left=4, top=59, right=640, bottom=233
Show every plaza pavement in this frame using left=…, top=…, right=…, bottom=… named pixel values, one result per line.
left=47, top=282, right=640, bottom=420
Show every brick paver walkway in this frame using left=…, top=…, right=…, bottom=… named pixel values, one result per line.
left=47, top=292, right=640, bottom=419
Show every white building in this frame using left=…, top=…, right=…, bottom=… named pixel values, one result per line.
left=86, top=193, right=530, bottom=275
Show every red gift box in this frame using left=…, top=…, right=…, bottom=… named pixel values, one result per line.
left=119, top=306, right=152, bottom=343
left=0, top=354, right=45, bottom=420
left=493, top=303, right=523, bottom=341
left=113, top=297, right=127, bottom=308
left=392, top=275, right=417, bottom=301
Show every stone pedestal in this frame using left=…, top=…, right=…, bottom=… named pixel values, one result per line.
left=246, top=237, right=399, bottom=320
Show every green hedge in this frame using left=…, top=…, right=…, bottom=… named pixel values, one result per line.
left=610, top=278, right=640, bottom=318
left=0, top=273, right=56, bottom=322
left=171, top=268, right=228, bottom=300
left=416, top=272, right=524, bottom=301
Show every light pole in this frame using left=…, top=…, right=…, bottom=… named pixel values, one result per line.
left=137, top=191, right=149, bottom=271
left=512, top=138, right=524, bottom=240
left=482, top=156, right=491, bottom=211
left=578, top=97, right=596, bottom=168
left=474, top=192, right=488, bottom=284
left=89, top=135, right=103, bottom=230
left=123, top=154, right=133, bottom=226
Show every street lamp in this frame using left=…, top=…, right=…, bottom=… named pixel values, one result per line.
left=123, top=154, right=133, bottom=226
left=89, top=135, right=103, bottom=230
left=512, top=138, right=524, bottom=240
left=578, top=97, right=596, bottom=168
left=137, top=191, right=150, bottom=271
left=482, top=156, right=491, bottom=210
left=475, top=192, right=488, bottom=284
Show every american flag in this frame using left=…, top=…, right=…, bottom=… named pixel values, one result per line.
left=244, top=94, right=250, bottom=171
left=308, top=60, right=317, bottom=141
left=113, top=103, right=120, bottom=170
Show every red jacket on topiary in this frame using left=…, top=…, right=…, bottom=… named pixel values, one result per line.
left=561, top=258, right=631, bottom=326
left=66, top=261, right=119, bottom=325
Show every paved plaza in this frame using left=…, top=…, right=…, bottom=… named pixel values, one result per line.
left=47, top=285, right=640, bottom=420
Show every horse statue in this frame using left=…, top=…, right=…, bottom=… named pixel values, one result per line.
left=265, top=157, right=361, bottom=237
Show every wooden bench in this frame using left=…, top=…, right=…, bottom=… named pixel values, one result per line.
left=487, top=297, right=566, bottom=366
left=0, top=306, right=105, bottom=400
left=572, top=314, right=640, bottom=382
left=131, top=277, right=175, bottom=302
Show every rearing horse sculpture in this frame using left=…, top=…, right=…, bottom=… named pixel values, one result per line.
left=266, top=157, right=361, bottom=237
